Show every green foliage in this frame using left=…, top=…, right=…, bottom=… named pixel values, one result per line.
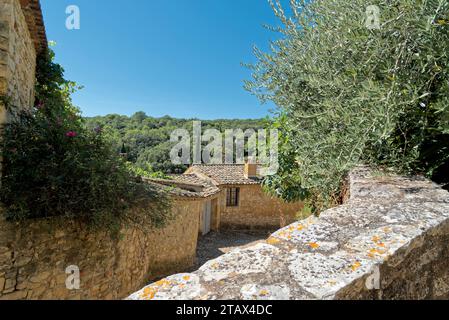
left=125, top=162, right=172, bottom=180
left=0, top=49, right=172, bottom=232
left=85, top=113, right=268, bottom=173
left=246, top=0, right=449, bottom=210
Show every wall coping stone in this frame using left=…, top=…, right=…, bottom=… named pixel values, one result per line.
left=127, top=166, right=449, bottom=300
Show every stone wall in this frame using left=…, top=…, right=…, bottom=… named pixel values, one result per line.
left=128, top=167, right=449, bottom=300
left=0, top=0, right=38, bottom=125
left=0, top=199, right=202, bottom=300
left=220, top=185, right=303, bottom=230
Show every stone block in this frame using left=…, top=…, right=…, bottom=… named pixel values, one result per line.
left=0, top=290, right=27, bottom=300
left=3, top=277, right=16, bottom=293
left=30, top=271, right=51, bottom=283
left=14, top=256, right=32, bottom=267
left=0, top=76, right=8, bottom=95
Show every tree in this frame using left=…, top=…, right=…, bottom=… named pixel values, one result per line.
left=131, top=111, right=148, bottom=123
left=246, top=0, right=449, bottom=210
left=120, top=142, right=127, bottom=154
left=84, top=114, right=268, bottom=174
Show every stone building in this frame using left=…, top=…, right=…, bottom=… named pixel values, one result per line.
left=0, top=0, right=47, bottom=124
left=144, top=176, right=222, bottom=235
left=171, top=162, right=304, bottom=231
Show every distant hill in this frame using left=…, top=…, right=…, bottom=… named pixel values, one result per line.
left=84, top=112, right=269, bottom=174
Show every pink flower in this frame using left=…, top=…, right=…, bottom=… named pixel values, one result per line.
left=66, top=131, right=77, bottom=138
left=35, top=101, right=44, bottom=109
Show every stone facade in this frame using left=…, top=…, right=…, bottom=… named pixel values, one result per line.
left=0, top=0, right=45, bottom=125
left=128, top=167, right=449, bottom=300
left=0, top=199, right=202, bottom=300
left=219, top=184, right=303, bottom=230
left=184, top=164, right=304, bottom=230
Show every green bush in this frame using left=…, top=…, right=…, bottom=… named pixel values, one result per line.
left=246, top=0, right=449, bottom=211
left=0, top=49, right=172, bottom=232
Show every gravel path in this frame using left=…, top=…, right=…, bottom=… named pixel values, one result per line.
left=193, top=230, right=271, bottom=269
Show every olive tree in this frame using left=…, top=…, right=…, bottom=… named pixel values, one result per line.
left=246, top=0, right=449, bottom=210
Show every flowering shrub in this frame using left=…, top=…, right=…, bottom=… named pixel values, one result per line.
left=0, top=49, right=172, bottom=232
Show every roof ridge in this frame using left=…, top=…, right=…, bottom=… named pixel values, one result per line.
left=192, top=164, right=245, bottom=166
left=188, top=163, right=262, bottom=186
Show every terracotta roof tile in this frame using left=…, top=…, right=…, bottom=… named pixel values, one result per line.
left=143, top=175, right=221, bottom=199
left=189, top=164, right=262, bottom=186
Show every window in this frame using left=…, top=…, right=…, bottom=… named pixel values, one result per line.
left=226, top=188, right=240, bottom=207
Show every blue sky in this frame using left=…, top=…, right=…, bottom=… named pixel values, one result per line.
left=40, top=0, right=283, bottom=119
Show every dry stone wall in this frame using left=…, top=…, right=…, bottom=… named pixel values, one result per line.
left=0, top=199, right=201, bottom=300
left=128, top=167, right=449, bottom=300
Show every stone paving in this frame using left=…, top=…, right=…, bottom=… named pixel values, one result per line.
left=193, top=231, right=270, bottom=270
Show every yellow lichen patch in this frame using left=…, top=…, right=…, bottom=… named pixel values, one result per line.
left=372, top=236, right=387, bottom=248
left=259, top=290, right=269, bottom=297
left=143, top=287, right=153, bottom=295
left=351, top=261, right=362, bottom=272
left=368, top=248, right=387, bottom=256
left=154, top=279, right=171, bottom=288
left=277, top=231, right=289, bottom=238
left=267, top=237, right=281, bottom=245
left=297, top=224, right=305, bottom=231
left=183, top=276, right=191, bottom=281
left=141, top=287, right=157, bottom=300
left=211, top=263, right=220, bottom=269
left=308, top=242, right=320, bottom=249
left=328, top=280, right=337, bottom=286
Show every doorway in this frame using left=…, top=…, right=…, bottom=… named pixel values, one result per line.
left=201, top=200, right=212, bottom=235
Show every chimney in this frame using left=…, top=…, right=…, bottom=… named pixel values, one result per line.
left=244, top=157, right=258, bottom=179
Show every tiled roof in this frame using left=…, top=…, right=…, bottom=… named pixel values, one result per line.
left=188, top=164, right=262, bottom=186
left=20, top=0, right=48, bottom=54
left=143, top=175, right=221, bottom=200
left=167, top=174, right=210, bottom=186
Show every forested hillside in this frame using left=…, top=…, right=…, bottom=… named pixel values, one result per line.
left=85, top=112, right=268, bottom=174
